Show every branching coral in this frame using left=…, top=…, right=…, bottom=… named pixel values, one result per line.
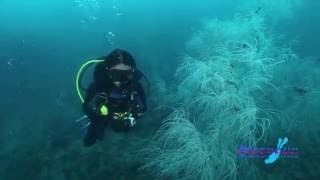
left=140, top=109, right=212, bottom=179
left=142, top=6, right=295, bottom=180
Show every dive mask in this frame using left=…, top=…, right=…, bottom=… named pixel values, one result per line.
left=108, top=69, right=134, bottom=83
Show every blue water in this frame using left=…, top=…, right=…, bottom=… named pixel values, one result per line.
left=1, top=0, right=319, bottom=180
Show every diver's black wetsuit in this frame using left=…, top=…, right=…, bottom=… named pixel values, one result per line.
left=83, top=62, right=147, bottom=146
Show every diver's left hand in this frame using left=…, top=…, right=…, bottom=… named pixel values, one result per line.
left=127, top=116, right=136, bottom=127
left=113, top=112, right=136, bottom=127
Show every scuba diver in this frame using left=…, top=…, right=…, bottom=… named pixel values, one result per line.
left=75, top=49, right=148, bottom=147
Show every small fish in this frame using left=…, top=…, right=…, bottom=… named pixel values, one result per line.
left=255, top=7, right=262, bottom=14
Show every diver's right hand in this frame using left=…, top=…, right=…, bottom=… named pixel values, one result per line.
left=89, top=92, right=108, bottom=112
